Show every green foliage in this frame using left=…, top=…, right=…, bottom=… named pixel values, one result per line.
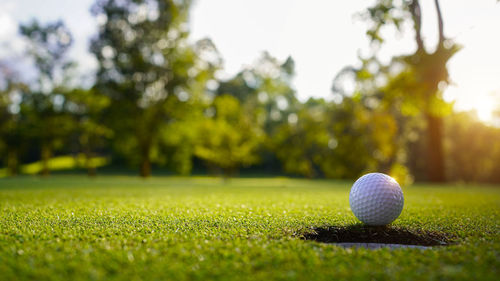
left=334, top=0, right=461, bottom=182
left=320, top=100, right=375, bottom=179
left=1, top=0, right=498, bottom=184
left=19, top=20, right=74, bottom=83
left=0, top=177, right=499, bottom=280
left=64, top=88, right=113, bottom=175
left=158, top=110, right=203, bottom=175
left=273, top=95, right=403, bottom=180
left=389, top=162, right=414, bottom=186
left=90, top=0, right=220, bottom=176
left=194, top=95, right=263, bottom=175
left=217, top=52, right=299, bottom=135
left=363, top=0, right=410, bottom=45
left=210, top=53, right=298, bottom=177
left=0, top=62, right=28, bottom=176
left=444, top=112, right=500, bottom=182
left=18, top=20, right=76, bottom=176
left=273, top=100, right=330, bottom=178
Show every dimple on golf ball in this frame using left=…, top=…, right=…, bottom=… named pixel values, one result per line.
left=349, top=173, right=404, bottom=226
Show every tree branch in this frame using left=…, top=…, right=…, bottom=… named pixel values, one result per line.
left=434, top=0, right=445, bottom=45
left=409, top=0, right=424, bottom=52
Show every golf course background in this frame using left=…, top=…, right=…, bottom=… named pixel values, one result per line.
left=1, top=1, right=500, bottom=280
left=2, top=0, right=500, bottom=184
left=1, top=176, right=499, bottom=280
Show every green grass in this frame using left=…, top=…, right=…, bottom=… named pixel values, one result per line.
left=0, top=176, right=499, bottom=281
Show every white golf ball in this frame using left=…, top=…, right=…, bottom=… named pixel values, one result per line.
left=349, top=173, right=404, bottom=226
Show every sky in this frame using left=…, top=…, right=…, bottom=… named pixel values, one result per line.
left=1, top=0, right=499, bottom=123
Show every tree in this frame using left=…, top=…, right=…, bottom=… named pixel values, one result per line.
left=65, top=87, right=112, bottom=176
left=217, top=53, right=299, bottom=173
left=218, top=53, right=298, bottom=135
left=0, top=61, right=28, bottom=176
left=272, top=99, right=331, bottom=178
left=273, top=96, right=406, bottom=182
left=351, top=0, right=460, bottom=181
left=332, top=58, right=417, bottom=184
left=445, top=112, right=500, bottom=183
left=19, top=20, right=75, bottom=176
left=194, top=95, right=263, bottom=178
left=90, top=0, right=219, bottom=177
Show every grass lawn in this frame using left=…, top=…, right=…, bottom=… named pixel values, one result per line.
left=0, top=176, right=499, bottom=280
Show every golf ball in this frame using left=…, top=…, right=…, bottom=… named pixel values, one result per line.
left=349, top=173, right=404, bottom=226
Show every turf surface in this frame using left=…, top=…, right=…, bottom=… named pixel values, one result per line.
left=0, top=176, right=499, bottom=280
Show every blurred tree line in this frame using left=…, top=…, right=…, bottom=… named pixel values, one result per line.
left=1, top=0, right=499, bottom=183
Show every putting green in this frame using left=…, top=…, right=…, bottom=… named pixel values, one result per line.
left=0, top=176, right=499, bottom=280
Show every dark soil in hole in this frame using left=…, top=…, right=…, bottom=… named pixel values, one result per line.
left=302, top=224, right=455, bottom=246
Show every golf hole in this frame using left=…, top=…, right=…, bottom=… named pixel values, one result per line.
left=301, top=225, right=455, bottom=249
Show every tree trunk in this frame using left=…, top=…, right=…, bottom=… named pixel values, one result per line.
left=7, top=149, right=18, bottom=176
left=222, top=167, right=236, bottom=183
left=140, top=144, right=151, bottom=178
left=410, top=0, right=449, bottom=182
left=85, top=149, right=96, bottom=177
left=426, top=113, right=445, bottom=182
left=40, top=143, right=51, bottom=176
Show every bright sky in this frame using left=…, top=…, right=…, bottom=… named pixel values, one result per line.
left=1, top=0, right=499, bottom=124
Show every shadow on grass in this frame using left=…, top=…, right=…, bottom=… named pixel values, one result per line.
left=301, top=224, right=455, bottom=247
